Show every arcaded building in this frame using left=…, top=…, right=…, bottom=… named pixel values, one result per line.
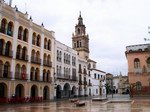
left=0, top=2, right=55, bottom=100
left=0, top=1, right=106, bottom=102
left=126, top=43, right=150, bottom=96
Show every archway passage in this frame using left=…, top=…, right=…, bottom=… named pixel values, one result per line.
left=79, top=86, right=82, bottom=97
left=71, top=86, right=77, bottom=97
left=56, top=85, right=62, bottom=99
left=31, top=85, right=38, bottom=97
left=43, top=86, right=49, bottom=100
left=99, top=88, right=102, bottom=95
left=0, top=83, right=7, bottom=98
left=15, top=84, right=24, bottom=98
left=89, top=88, right=91, bottom=96
left=63, top=83, right=71, bottom=98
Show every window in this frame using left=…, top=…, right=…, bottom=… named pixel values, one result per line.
left=1, top=19, right=7, bottom=34
left=147, top=57, right=150, bottom=68
left=5, top=42, right=10, bottom=56
left=94, top=73, right=96, bottom=79
left=7, top=22, right=13, bottom=36
left=77, top=41, right=79, bottom=48
left=3, top=62, right=10, bottom=78
left=79, top=64, right=82, bottom=73
left=77, top=28, right=80, bottom=34
left=47, top=40, right=51, bottom=50
left=84, top=68, right=87, bottom=74
left=22, top=47, right=26, bottom=60
left=96, top=89, right=98, bottom=94
left=89, top=79, right=91, bottom=83
left=59, top=51, right=62, bottom=61
left=57, top=50, right=59, bottom=61
left=32, top=33, right=36, bottom=45
left=16, top=45, right=21, bottom=59
left=136, top=81, right=142, bottom=91
left=134, top=58, right=140, bottom=68
left=88, top=63, right=91, bottom=69
left=80, top=41, right=82, bottom=47
left=88, top=71, right=90, bottom=76
left=57, top=66, right=59, bottom=75
left=93, top=64, right=96, bottom=68
left=0, top=39, right=4, bottom=55
left=37, top=35, right=40, bottom=47
left=74, top=42, right=76, bottom=48
left=72, top=68, right=76, bottom=76
left=18, top=26, right=23, bottom=40
left=23, top=29, right=28, bottom=42
left=59, top=66, right=61, bottom=75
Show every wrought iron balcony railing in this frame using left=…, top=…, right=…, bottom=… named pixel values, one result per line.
left=31, top=57, right=41, bottom=65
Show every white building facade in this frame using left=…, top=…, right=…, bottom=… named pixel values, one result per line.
left=78, top=58, right=88, bottom=96
left=88, top=59, right=106, bottom=96
left=54, top=40, right=79, bottom=98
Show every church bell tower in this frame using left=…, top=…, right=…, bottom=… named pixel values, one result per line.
left=72, top=12, right=89, bottom=60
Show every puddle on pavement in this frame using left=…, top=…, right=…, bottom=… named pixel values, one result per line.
left=0, top=100, right=150, bottom=112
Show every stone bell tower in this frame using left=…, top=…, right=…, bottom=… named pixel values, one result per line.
left=72, top=12, right=89, bottom=60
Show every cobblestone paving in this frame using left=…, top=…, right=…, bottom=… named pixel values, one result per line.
left=0, top=99, right=150, bottom=112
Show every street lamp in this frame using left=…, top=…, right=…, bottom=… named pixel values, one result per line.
left=53, top=73, right=57, bottom=100
left=107, top=77, right=113, bottom=98
left=105, top=83, right=108, bottom=98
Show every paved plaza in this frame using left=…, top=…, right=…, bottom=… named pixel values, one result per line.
left=0, top=95, right=150, bottom=112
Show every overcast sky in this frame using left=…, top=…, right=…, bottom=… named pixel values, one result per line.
left=5, top=0, right=150, bottom=75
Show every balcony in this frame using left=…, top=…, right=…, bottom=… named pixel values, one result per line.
left=7, top=30, right=13, bottom=36
left=134, top=68, right=142, bottom=74
left=15, top=72, right=28, bottom=80
left=31, top=57, right=41, bottom=65
left=83, top=69, right=87, bottom=75
left=57, top=74, right=70, bottom=80
left=42, top=76, right=52, bottom=83
left=16, top=54, right=28, bottom=61
left=71, top=76, right=78, bottom=81
left=0, top=70, right=12, bottom=79
left=0, top=50, right=13, bottom=58
left=44, top=45, right=51, bottom=51
left=88, top=82, right=92, bottom=86
left=30, top=76, right=52, bottom=83
left=43, top=60, right=52, bottom=67
left=78, top=80, right=82, bottom=85
left=78, top=69, right=82, bottom=73
left=83, top=81, right=87, bottom=86
left=57, top=57, right=62, bottom=62
left=0, top=29, right=12, bottom=37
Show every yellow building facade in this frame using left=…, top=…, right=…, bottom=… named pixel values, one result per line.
left=0, top=2, right=55, bottom=101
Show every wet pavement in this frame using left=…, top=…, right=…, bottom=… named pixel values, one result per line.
left=0, top=95, right=150, bottom=112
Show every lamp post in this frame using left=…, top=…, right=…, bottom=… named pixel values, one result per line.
left=107, top=77, right=113, bottom=98
left=111, top=78, right=113, bottom=98
left=53, top=73, right=57, bottom=100
left=105, top=83, right=108, bottom=98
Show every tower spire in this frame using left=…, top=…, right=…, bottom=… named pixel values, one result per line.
left=9, top=0, right=12, bottom=6
left=72, top=13, right=89, bottom=60
left=78, top=11, right=83, bottom=25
